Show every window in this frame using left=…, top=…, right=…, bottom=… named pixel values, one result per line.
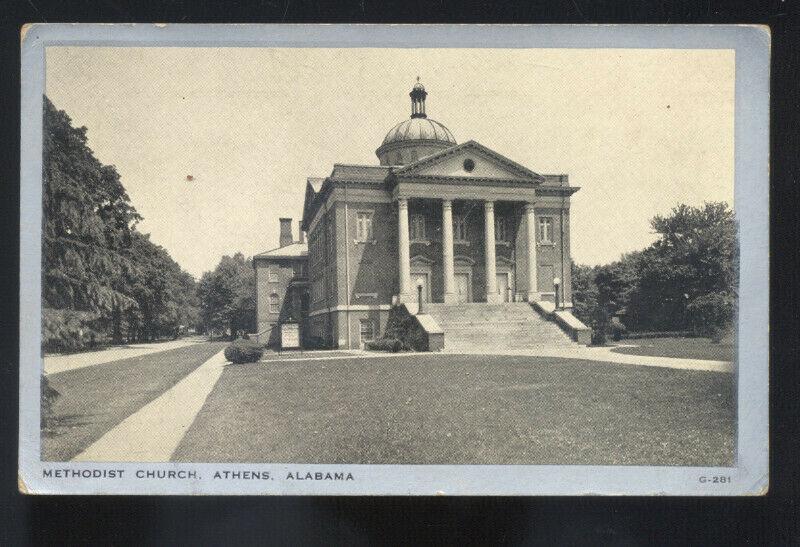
left=538, top=217, right=554, bottom=244
left=410, top=214, right=426, bottom=241
left=453, top=215, right=467, bottom=241
left=495, top=217, right=509, bottom=242
left=359, top=319, right=376, bottom=346
left=394, top=152, right=403, bottom=165
left=293, top=261, right=307, bottom=278
left=409, top=150, right=418, bottom=162
left=268, top=266, right=279, bottom=282
left=269, top=293, right=280, bottom=314
left=356, top=212, right=373, bottom=242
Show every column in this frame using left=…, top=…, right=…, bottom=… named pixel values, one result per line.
left=397, top=197, right=412, bottom=302
left=525, top=202, right=540, bottom=302
left=484, top=201, right=500, bottom=303
left=442, top=199, right=456, bottom=303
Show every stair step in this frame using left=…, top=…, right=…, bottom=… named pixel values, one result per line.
left=420, top=302, right=578, bottom=350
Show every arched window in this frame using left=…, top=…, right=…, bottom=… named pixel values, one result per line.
left=269, top=293, right=280, bottom=314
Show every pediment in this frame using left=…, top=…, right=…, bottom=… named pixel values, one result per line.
left=394, top=141, right=543, bottom=183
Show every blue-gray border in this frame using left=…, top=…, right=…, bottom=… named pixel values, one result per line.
left=19, top=24, right=769, bottom=496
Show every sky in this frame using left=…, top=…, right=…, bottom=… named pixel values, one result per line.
left=45, top=47, right=734, bottom=279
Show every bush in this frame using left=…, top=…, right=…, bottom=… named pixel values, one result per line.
left=610, top=320, right=627, bottom=341
left=41, top=375, right=60, bottom=428
left=365, top=338, right=409, bottom=352
left=42, top=308, right=101, bottom=353
left=591, top=329, right=607, bottom=346
left=687, top=292, right=734, bottom=343
left=224, top=339, right=264, bottom=364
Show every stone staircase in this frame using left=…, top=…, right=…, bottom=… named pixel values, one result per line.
left=423, top=302, right=578, bottom=352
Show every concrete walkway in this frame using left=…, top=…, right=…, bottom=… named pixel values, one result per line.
left=441, top=344, right=733, bottom=373
left=72, top=349, right=228, bottom=462
left=44, top=339, right=206, bottom=375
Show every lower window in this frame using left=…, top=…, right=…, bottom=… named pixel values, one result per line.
left=359, top=319, right=376, bottom=346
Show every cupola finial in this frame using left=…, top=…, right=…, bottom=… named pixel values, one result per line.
left=410, top=78, right=427, bottom=119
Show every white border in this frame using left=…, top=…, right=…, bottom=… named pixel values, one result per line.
left=19, top=24, right=769, bottom=496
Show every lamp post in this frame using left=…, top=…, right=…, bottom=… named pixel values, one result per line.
left=553, top=277, right=561, bottom=310
left=416, top=278, right=425, bottom=315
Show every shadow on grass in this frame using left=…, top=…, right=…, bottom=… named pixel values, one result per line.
left=42, top=413, right=94, bottom=437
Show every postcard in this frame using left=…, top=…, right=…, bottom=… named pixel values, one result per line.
left=19, top=24, right=769, bottom=495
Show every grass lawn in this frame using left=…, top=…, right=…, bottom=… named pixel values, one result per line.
left=42, top=341, right=227, bottom=461
left=173, top=354, right=734, bottom=466
left=612, top=337, right=734, bottom=362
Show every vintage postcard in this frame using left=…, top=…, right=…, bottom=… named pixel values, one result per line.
left=19, top=24, right=769, bottom=495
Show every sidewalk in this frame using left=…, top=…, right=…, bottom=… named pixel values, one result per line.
left=44, top=338, right=207, bottom=375
left=441, top=344, right=733, bottom=373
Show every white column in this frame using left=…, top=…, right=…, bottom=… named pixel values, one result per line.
left=397, top=198, right=412, bottom=302
left=484, top=201, right=500, bottom=303
left=525, top=202, right=540, bottom=302
left=442, top=199, right=456, bottom=303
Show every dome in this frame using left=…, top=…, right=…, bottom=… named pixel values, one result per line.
left=381, top=117, right=456, bottom=147
left=376, top=79, right=457, bottom=166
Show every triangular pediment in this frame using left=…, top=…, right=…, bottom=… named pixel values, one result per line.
left=394, top=141, right=543, bottom=183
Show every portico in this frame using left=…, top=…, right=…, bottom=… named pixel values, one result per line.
left=395, top=194, right=540, bottom=305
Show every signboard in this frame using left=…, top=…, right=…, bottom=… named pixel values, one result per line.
left=280, top=322, right=300, bottom=349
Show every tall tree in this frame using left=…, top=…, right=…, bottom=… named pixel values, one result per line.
left=197, top=253, right=256, bottom=339
left=42, top=96, right=141, bottom=314
left=632, top=202, right=736, bottom=331
left=42, top=96, right=199, bottom=350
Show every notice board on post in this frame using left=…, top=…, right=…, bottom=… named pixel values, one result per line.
left=280, top=322, right=300, bottom=350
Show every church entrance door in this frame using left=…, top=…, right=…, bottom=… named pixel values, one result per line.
left=496, top=273, right=510, bottom=302
left=455, top=273, right=471, bottom=303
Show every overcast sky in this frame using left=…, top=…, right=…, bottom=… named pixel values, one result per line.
left=46, top=47, right=734, bottom=278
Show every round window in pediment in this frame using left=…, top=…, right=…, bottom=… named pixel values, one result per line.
left=463, top=158, right=475, bottom=172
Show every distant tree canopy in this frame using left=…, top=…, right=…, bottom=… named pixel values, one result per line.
left=42, top=96, right=200, bottom=351
left=197, top=253, right=256, bottom=339
left=571, top=201, right=736, bottom=342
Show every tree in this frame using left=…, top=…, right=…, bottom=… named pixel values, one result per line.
left=198, top=253, right=256, bottom=339
left=42, top=96, right=141, bottom=348
left=123, top=233, right=199, bottom=342
left=42, top=96, right=199, bottom=350
left=631, top=202, right=736, bottom=333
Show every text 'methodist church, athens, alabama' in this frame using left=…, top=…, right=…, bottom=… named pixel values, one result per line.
left=254, top=80, right=582, bottom=349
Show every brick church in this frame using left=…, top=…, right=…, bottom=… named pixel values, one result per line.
left=254, top=80, right=586, bottom=349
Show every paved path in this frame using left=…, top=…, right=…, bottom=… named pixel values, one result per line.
left=44, top=339, right=206, bottom=375
left=441, top=344, right=733, bottom=373
left=72, top=349, right=228, bottom=462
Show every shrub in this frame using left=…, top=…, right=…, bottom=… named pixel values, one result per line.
left=41, top=375, right=60, bottom=428
left=687, top=292, right=734, bottom=343
left=224, top=339, right=264, bottom=364
left=42, top=308, right=101, bottom=353
left=610, top=320, right=627, bottom=341
left=365, top=338, right=409, bottom=352
left=591, top=329, right=607, bottom=346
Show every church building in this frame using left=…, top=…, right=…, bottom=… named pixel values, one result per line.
left=255, top=80, right=582, bottom=349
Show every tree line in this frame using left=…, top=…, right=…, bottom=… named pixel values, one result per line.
left=571, top=201, right=736, bottom=343
left=43, top=97, right=259, bottom=352
left=42, top=97, right=202, bottom=351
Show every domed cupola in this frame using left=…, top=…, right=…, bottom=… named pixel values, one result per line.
left=376, top=78, right=457, bottom=166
